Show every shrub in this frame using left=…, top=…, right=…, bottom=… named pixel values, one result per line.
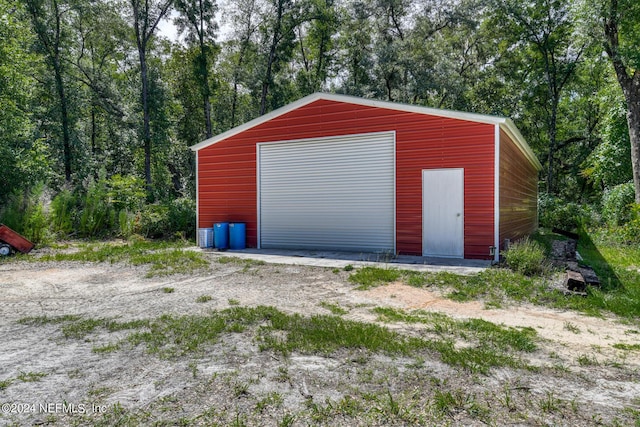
left=0, top=189, right=27, bottom=232
left=23, top=201, right=48, bottom=244
left=167, top=197, right=195, bottom=239
left=118, top=209, right=137, bottom=238
left=79, top=177, right=114, bottom=237
left=601, top=182, right=635, bottom=226
left=50, top=189, right=76, bottom=235
left=0, top=184, right=49, bottom=244
left=538, top=194, right=590, bottom=231
left=612, top=203, right=640, bottom=245
left=502, top=238, right=548, bottom=276
left=108, top=174, right=146, bottom=213
left=138, top=204, right=170, bottom=238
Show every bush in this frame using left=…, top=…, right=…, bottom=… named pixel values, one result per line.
left=118, top=209, right=137, bottom=238
left=502, top=238, right=548, bottom=276
left=601, top=182, right=635, bottom=226
left=0, top=189, right=27, bottom=232
left=79, top=177, right=114, bottom=237
left=108, top=174, right=146, bottom=212
left=538, top=193, right=594, bottom=231
left=167, top=197, right=195, bottom=239
left=138, top=204, right=170, bottom=238
left=605, top=203, right=640, bottom=245
left=0, top=184, right=50, bottom=244
left=50, top=189, right=77, bottom=235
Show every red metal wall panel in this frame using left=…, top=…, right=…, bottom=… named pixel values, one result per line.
left=198, top=99, right=495, bottom=258
left=499, top=129, right=538, bottom=249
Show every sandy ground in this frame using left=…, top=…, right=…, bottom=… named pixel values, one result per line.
left=1, top=254, right=639, bottom=426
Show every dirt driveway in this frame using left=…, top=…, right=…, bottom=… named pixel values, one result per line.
left=1, top=254, right=639, bottom=426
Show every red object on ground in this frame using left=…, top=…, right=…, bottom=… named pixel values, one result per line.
left=0, top=224, right=35, bottom=253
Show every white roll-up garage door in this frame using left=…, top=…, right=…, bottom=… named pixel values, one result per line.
left=258, top=131, right=395, bottom=252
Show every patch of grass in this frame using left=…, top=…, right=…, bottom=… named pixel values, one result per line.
left=255, top=392, right=284, bottom=412
left=348, top=266, right=401, bottom=289
left=373, top=307, right=538, bottom=353
left=319, top=301, right=348, bottom=315
left=577, top=354, right=599, bottom=366
left=563, top=321, right=581, bottom=334
left=258, top=310, right=427, bottom=356
left=92, top=343, right=121, bottom=354
left=502, top=237, right=550, bottom=276
left=613, top=343, right=640, bottom=351
left=343, top=264, right=354, bottom=271
left=62, top=318, right=105, bottom=339
left=217, top=256, right=265, bottom=266
left=0, top=378, right=14, bottom=390
left=36, top=240, right=208, bottom=277
left=17, top=371, right=47, bottom=382
left=196, top=295, right=213, bottom=303
left=228, top=298, right=241, bottom=306
left=162, top=287, right=175, bottom=293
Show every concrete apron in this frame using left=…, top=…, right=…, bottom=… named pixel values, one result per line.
left=201, top=248, right=489, bottom=275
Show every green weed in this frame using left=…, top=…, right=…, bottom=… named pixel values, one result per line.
left=564, top=322, right=581, bottom=334
left=196, top=295, right=213, bottom=303
left=17, top=371, right=47, bottom=382
left=613, top=343, right=640, bottom=351
left=502, top=237, right=550, bottom=276
left=35, top=240, right=208, bottom=277
left=217, top=256, right=265, bottom=266
left=348, top=266, right=401, bottom=289
left=92, top=343, right=121, bottom=354
left=319, top=301, right=348, bottom=315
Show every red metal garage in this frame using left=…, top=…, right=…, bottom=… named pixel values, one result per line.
left=191, top=93, right=541, bottom=261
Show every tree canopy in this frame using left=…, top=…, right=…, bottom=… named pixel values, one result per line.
left=2, top=0, right=639, bottom=227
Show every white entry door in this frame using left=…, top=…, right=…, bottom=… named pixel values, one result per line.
left=422, top=168, right=464, bottom=258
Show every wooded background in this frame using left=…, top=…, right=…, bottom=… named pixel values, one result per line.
left=1, top=0, right=639, bottom=241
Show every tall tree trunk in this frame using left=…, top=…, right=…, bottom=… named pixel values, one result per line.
left=604, top=0, right=640, bottom=203
left=260, top=0, right=283, bottom=115
left=138, top=45, right=152, bottom=191
left=200, top=41, right=212, bottom=138
left=546, top=104, right=558, bottom=194
left=623, top=87, right=640, bottom=204
left=53, top=60, right=72, bottom=182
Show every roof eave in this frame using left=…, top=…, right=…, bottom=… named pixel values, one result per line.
left=499, top=119, right=543, bottom=171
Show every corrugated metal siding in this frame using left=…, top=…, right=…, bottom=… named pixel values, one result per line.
left=258, top=132, right=394, bottom=251
left=198, top=98, right=496, bottom=258
left=499, top=129, right=538, bottom=248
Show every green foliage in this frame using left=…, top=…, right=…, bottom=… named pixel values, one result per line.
left=601, top=182, right=636, bottom=226
left=502, top=238, right=549, bottom=276
left=118, top=209, right=136, bottom=238
left=616, top=204, right=640, bottom=244
left=138, top=204, right=170, bottom=238
left=348, top=267, right=401, bottom=289
left=0, top=184, right=49, bottom=244
left=167, top=197, right=196, bottom=238
left=50, top=189, right=76, bottom=235
left=37, top=240, right=208, bottom=277
left=108, top=174, right=146, bottom=212
left=79, top=177, right=114, bottom=237
left=0, top=189, right=29, bottom=232
left=538, top=193, right=594, bottom=230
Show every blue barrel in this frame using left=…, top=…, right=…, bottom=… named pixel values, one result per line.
left=214, top=222, right=229, bottom=249
left=198, top=228, right=214, bottom=248
left=229, top=223, right=246, bottom=250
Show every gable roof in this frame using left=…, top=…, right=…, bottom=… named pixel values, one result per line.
left=191, top=92, right=541, bottom=170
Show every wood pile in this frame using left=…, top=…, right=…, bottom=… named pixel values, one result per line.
left=551, top=232, right=600, bottom=296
